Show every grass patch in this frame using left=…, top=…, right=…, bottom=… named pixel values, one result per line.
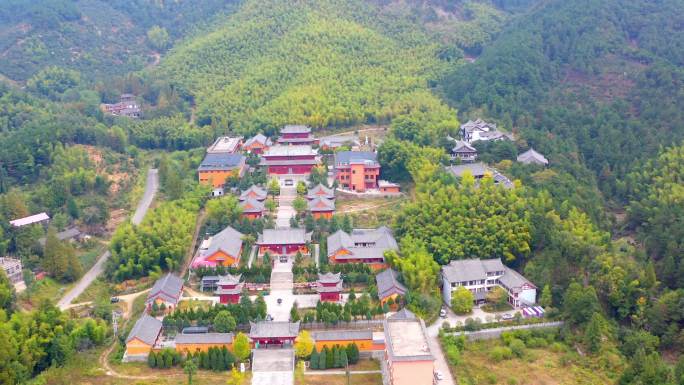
left=453, top=339, right=617, bottom=385
left=17, top=277, right=70, bottom=309
left=74, top=278, right=113, bottom=303
left=178, top=299, right=214, bottom=311
left=337, top=196, right=406, bottom=228
left=297, top=373, right=382, bottom=385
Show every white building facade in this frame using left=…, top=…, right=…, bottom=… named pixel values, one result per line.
left=442, top=258, right=536, bottom=308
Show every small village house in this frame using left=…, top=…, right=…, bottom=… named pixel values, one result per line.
left=277, top=125, right=317, bottom=145
left=451, top=140, right=478, bottom=162
left=460, top=119, right=512, bottom=143
left=145, top=274, right=184, bottom=313
left=206, top=136, right=243, bottom=154
left=197, top=153, right=247, bottom=188
left=250, top=321, right=300, bottom=347
left=102, top=94, right=141, bottom=118
left=260, top=145, right=320, bottom=175
left=191, top=226, right=244, bottom=269
left=312, top=329, right=384, bottom=352
left=446, top=162, right=514, bottom=189
left=517, top=148, right=549, bottom=166
left=124, top=315, right=162, bottom=361
left=378, top=180, right=401, bottom=195
left=256, top=229, right=311, bottom=257
left=319, top=135, right=360, bottom=151
left=383, top=309, right=435, bottom=385
left=9, top=212, right=50, bottom=228
left=0, top=257, right=25, bottom=291
left=175, top=333, right=234, bottom=354
left=314, top=272, right=343, bottom=302
left=215, top=273, right=244, bottom=304
left=376, top=268, right=407, bottom=306
left=333, top=151, right=380, bottom=192
left=243, top=134, right=273, bottom=154
left=441, top=258, right=537, bottom=308
left=327, top=227, right=398, bottom=269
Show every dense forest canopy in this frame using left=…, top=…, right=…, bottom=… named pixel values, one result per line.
left=0, top=0, right=683, bottom=383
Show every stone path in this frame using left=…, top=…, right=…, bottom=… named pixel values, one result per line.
left=275, top=186, right=296, bottom=228
left=57, top=169, right=158, bottom=310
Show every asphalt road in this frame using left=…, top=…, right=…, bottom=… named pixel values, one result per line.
left=57, top=169, right=158, bottom=310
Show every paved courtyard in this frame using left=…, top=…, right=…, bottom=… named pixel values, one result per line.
left=276, top=186, right=296, bottom=228
left=251, top=349, right=294, bottom=385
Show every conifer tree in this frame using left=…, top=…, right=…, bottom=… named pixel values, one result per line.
left=318, top=348, right=327, bottom=370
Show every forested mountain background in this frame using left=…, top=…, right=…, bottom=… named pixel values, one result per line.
left=1, top=0, right=684, bottom=383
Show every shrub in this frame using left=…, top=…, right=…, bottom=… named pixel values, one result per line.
left=490, top=346, right=513, bottom=362
left=508, top=338, right=526, bottom=358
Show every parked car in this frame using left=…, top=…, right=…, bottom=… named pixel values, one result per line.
left=502, top=313, right=514, bottom=320
left=110, top=297, right=120, bottom=303
left=439, top=308, right=447, bottom=318
left=434, top=370, right=445, bottom=381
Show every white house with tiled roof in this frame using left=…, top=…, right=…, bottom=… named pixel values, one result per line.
left=441, top=258, right=536, bottom=308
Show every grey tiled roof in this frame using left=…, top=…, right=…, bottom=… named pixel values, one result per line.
left=244, top=134, right=272, bottom=147
left=281, top=125, right=311, bottom=134
left=389, top=308, right=416, bottom=320
left=126, top=315, right=162, bottom=345
left=376, top=268, right=407, bottom=299
left=306, top=184, right=335, bottom=200
left=176, top=333, right=234, bottom=345
left=145, top=274, right=184, bottom=305
left=308, top=197, right=335, bottom=212
left=240, top=198, right=265, bottom=213
left=240, top=185, right=267, bottom=201
left=257, top=229, right=311, bottom=245
left=446, top=162, right=513, bottom=188
left=517, top=148, right=549, bottom=165
left=317, top=272, right=341, bottom=283
left=498, top=266, right=536, bottom=291
left=446, top=162, right=489, bottom=178
left=452, top=140, right=477, bottom=154
left=312, top=330, right=372, bottom=341
left=319, top=135, right=359, bottom=148
left=441, top=258, right=505, bottom=284
left=200, top=226, right=244, bottom=260
left=249, top=321, right=300, bottom=338
left=263, top=145, right=316, bottom=157
left=327, top=227, right=398, bottom=261
left=217, top=273, right=242, bottom=286
left=198, top=153, right=245, bottom=171
left=334, top=151, right=378, bottom=166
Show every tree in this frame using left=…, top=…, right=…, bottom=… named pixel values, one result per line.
left=290, top=302, right=301, bottom=322
left=226, top=367, right=246, bottom=385
left=295, top=330, right=314, bottom=359
left=184, top=358, right=197, bottom=384
left=0, top=270, right=15, bottom=314
left=147, top=26, right=170, bottom=50
left=310, top=346, right=319, bottom=369
left=268, top=179, right=280, bottom=196
left=293, top=196, right=307, bottom=215
left=540, top=284, right=553, bottom=308
left=296, top=181, right=307, bottom=195
left=213, top=311, right=236, bottom=333
left=485, top=286, right=509, bottom=309
left=451, top=287, right=474, bottom=315
left=563, top=282, right=600, bottom=326
left=325, top=345, right=334, bottom=369
left=148, top=351, right=157, bottom=368
left=233, top=333, right=251, bottom=362
left=318, top=347, right=327, bottom=370
left=584, top=313, right=605, bottom=354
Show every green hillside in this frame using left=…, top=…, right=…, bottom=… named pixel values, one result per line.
left=0, top=0, right=242, bottom=81
left=160, top=0, right=458, bottom=133
left=441, top=0, right=684, bottom=198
